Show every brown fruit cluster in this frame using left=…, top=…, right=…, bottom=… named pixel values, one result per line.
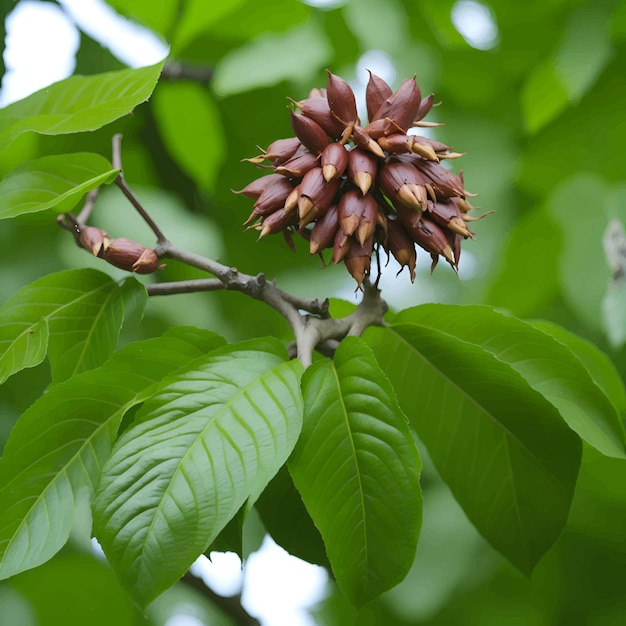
left=78, top=226, right=162, bottom=274
left=237, top=70, right=484, bottom=287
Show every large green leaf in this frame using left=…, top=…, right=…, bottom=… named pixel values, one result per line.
left=289, top=337, right=422, bottom=607
left=392, top=305, right=625, bottom=458
left=0, top=62, right=164, bottom=151
left=0, top=327, right=224, bottom=580
left=366, top=317, right=582, bottom=576
left=0, top=270, right=146, bottom=384
left=530, top=319, right=626, bottom=419
left=92, top=339, right=303, bottom=606
left=0, top=153, right=118, bottom=219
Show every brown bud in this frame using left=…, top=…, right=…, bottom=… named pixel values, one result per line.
left=233, top=173, right=286, bottom=199
left=290, top=112, right=329, bottom=155
left=338, top=189, right=364, bottom=237
left=399, top=214, right=454, bottom=268
left=378, top=161, right=428, bottom=210
left=321, top=142, right=349, bottom=182
left=251, top=177, right=297, bottom=216
left=413, top=159, right=470, bottom=197
left=257, top=207, right=299, bottom=239
left=262, top=137, right=302, bottom=164
left=102, top=238, right=161, bottom=274
left=79, top=226, right=108, bottom=256
left=351, top=125, right=385, bottom=159
left=428, top=200, right=474, bottom=238
left=344, top=235, right=374, bottom=287
left=385, top=220, right=417, bottom=281
left=365, top=70, right=393, bottom=124
left=310, top=204, right=339, bottom=255
left=414, top=93, right=435, bottom=123
left=347, top=148, right=379, bottom=194
left=332, top=229, right=351, bottom=264
left=298, top=167, right=340, bottom=227
left=274, top=150, right=319, bottom=178
left=292, top=96, right=345, bottom=139
left=379, top=77, right=422, bottom=134
left=326, top=70, right=359, bottom=126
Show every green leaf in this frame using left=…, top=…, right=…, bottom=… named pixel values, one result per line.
left=289, top=337, right=422, bottom=607
left=212, top=21, right=332, bottom=97
left=366, top=318, right=582, bottom=576
left=521, top=59, right=570, bottom=133
left=93, top=339, right=303, bottom=607
left=152, top=82, right=225, bottom=192
left=0, top=327, right=225, bottom=580
left=0, top=62, right=164, bottom=151
left=255, top=465, right=330, bottom=569
left=392, top=305, right=625, bottom=459
left=530, top=319, right=626, bottom=419
left=554, top=1, right=612, bottom=102
left=0, top=269, right=143, bottom=385
left=0, top=153, right=118, bottom=220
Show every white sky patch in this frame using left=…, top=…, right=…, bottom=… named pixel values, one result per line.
left=451, top=0, right=499, bottom=50
left=242, top=536, right=328, bottom=626
left=58, top=0, right=169, bottom=67
left=300, top=0, right=346, bottom=9
left=0, top=0, right=79, bottom=106
left=190, top=552, right=243, bottom=597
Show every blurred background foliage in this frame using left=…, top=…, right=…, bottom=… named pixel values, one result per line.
left=1, top=0, right=626, bottom=623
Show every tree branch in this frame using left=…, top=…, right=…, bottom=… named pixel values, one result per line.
left=59, top=135, right=390, bottom=366
left=182, top=571, right=260, bottom=626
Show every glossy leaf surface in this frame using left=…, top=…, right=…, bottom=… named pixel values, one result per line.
left=0, top=327, right=224, bottom=580
left=290, top=337, right=422, bottom=607
left=0, top=153, right=118, bottom=219
left=93, top=339, right=303, bottom=606
left=366, top=312, right=582, bottom=576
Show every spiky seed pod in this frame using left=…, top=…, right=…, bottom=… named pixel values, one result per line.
left=290, top=112, right=330, bottom=155
left=366, top=71, right=393, bottom=123
left=237, top=70, right=486, bottom=286
left=310, top=204, right=339, bottom=255
left=326, top=70, right=359, bottom=126
left=385, top=219, right=417, bottom=281
left=321, top=143, right=349, bottom=182
left=347, top=148, right=379, bottom=195
left=79, top=226, right=109, bottom=256
left=102, top=238, right=161, bottom=274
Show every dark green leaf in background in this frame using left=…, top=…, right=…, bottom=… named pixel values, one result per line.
left=0, top=153, right=118, bottom=219
left=289, top=337, right=422, bottom=607
left=366, top=313, right=582, bottom=576
left=0, top=327, right=224, bottom=581
left=93, top=339, right=303, bottom=606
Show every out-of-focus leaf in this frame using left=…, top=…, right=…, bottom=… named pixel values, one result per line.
left=548, top=174, right=612, bottom=332
left=0, top=327, right=224, bottom=580
left=366, top=315, right=582, bottom=576
left=485, top=207, right=561, bottom=317
left=0, top=269, right=142, bottom=384
left=212, top=21, right=332, bottom=97
left=8, top=551, right=134, bottom=626
left=170, top=0, right=248, bottom=53
left=100, top=0, right=177, bottom=38
left=530, top=319, right=626, bottom=419
left=93, top=339, right=303, bottom=607
left=0, top=153, right=118, bottom=219
left=521, top=59, right=570, bottom=133
left=554, top=1, right=612, bottom=102
left=290, top=337, right=422, bottom=607
left=152, top=82, right=225, bottom=192
left=392, top=305, right=625, bottom=458
left=0, top=62, right=164, bottom=151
